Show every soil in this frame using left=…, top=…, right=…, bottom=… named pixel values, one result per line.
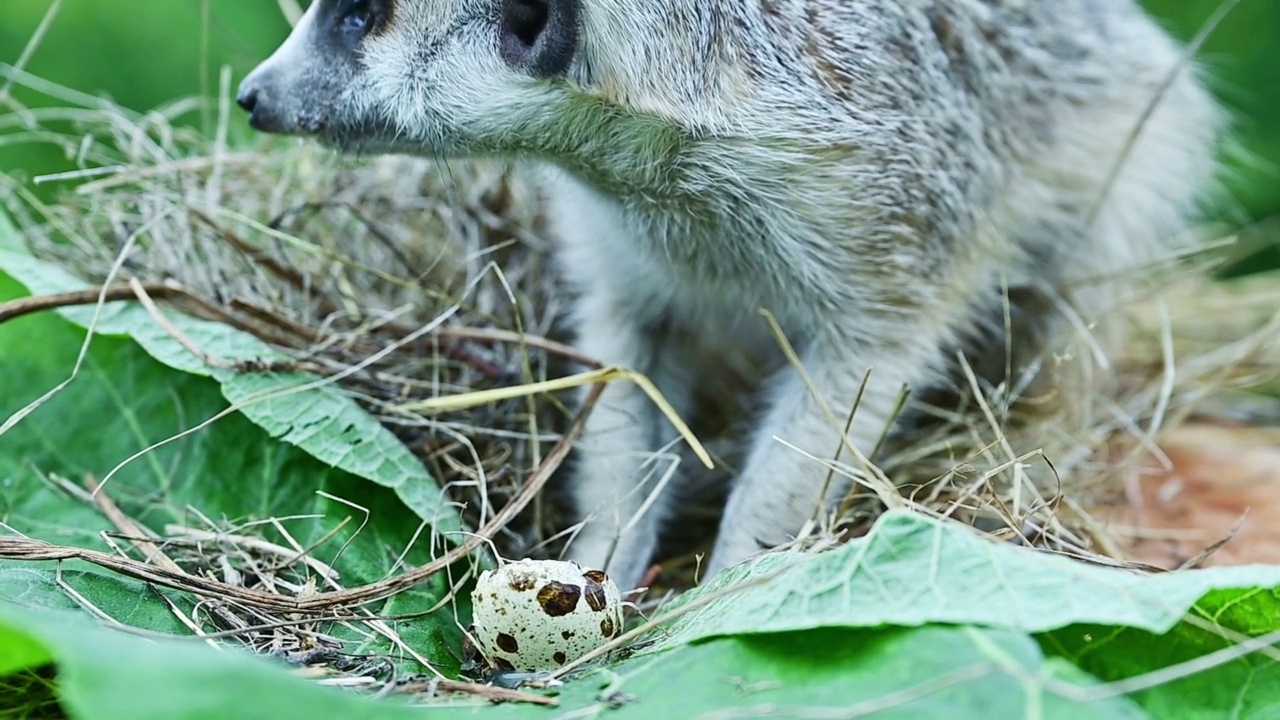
left=1101, top=423, right=1280, bottom=568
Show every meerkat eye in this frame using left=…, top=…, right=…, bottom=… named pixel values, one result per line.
left=338, top=0, right=376, bottom=37
left=502, top=0, right=550, bottom=50
left=499, top=0, right=578, bottom=77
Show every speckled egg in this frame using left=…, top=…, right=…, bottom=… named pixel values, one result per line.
left=470, top=559, right=624, bottom=672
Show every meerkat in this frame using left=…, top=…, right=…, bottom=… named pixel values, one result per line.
left=238, top=0, right=1221, bottom=590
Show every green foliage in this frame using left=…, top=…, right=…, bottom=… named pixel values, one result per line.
left=2, top=226, right=1279, bottom=716
left=5, top=491, right=1280, bottom=718
left=0, top=606, right=432, bottom=720
left=1150, top=0, right=1280, bottom=216
left=0, top=0, right=286, bottom=179
left=0, top=224, right=466, bottom=675
left=0, top=624, right=50, bottom=676
left=658, top=512, right=1280, bottom=644
left=0, top=247, right=466, bottom=537
left=0, top=603, right=1158, bottom=720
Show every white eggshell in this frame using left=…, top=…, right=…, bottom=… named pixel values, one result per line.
left=470, top=559, right=624, bottom=672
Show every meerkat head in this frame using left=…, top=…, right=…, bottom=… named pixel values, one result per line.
left=238, top=1, right=751, bottom=183
left=237, top=0, right=591, bottom=156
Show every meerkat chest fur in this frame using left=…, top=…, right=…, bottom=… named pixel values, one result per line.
left=239, top=0, right=1221, bottom=589
left=542, top=164, right=878, bottom=336
left=539, top=1, right=1106, bottom=338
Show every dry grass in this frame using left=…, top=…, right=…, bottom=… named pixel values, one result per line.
left=3, top=72, right=578, bottom=552
left=2, top=69, right=1279, bottom=695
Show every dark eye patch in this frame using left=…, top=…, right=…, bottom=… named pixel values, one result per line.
left=328, top=0, right=392, bottom=42
left=503, top=0, right=549, bottom=49
left=499, top=0, right=579, bottom=77
left=341, top=3, right=372, bottom=34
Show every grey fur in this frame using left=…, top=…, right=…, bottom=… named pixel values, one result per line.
left=240, top=0, right=1221, bottom=590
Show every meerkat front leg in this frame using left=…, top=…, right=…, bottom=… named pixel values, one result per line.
left=561, top=298, right=697, bottom=590
left=704, top=329, right=936, bottom=578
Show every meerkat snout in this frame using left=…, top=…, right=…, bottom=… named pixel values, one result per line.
left=235, top=85, right=278, bottom=133
left=242, top=0, right=1222, bottom=590
left=236, top=0, right=390, bottom=139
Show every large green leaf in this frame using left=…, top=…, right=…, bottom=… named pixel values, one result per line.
left=0, top=601, right=1147, bottom=720
left=660, top=511, right=1280, bottom=646
left=1046, top=622, right=1280, bottom=719
left=1045, top=581, right=1280, bottom=720
left=0, top=270, right=463, bottom=670
left=0, top=605, right=432, bottom=720
left=650, top=512, right=1280, bottom=719
left=494, top=626, right=1147, bottom=720
left=0, top=238, right=464, bottom=537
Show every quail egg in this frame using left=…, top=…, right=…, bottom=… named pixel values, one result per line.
left=470, top=559, right=624, bottom=672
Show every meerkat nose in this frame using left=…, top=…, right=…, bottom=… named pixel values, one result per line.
left=236, top=84, right=259, bottom=114
left=236, top=77, right=287, bottom=134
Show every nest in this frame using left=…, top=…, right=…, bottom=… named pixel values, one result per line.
left=5, top=93, right=583, bottom=549
left=3, top=87, right=1280, bottom=691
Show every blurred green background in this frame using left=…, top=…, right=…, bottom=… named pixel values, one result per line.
left=1, top=0, right=1277, bottom=270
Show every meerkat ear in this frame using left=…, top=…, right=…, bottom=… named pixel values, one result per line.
left=498, top=0, right=579, bottom=77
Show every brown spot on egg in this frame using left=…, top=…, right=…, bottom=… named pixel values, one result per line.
left=561, top=630, right=575, bottom=640
left=601, top=616, right=617, bottom=638
left=553, top=651, right=567, bottom=665
left=496, top=632, right=520, bottom=653
left=536, top=581, right=582, bottom=617
left=582, top=576, right=608, bottom=612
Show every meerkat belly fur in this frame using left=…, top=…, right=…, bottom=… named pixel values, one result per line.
left=240, top=0, right=1220, bottom=590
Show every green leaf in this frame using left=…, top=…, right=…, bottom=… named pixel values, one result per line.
left=651, top=512, right=1280, bottom=719
left=0, top=601, right=1147, bottom=720
left=0, top=565, right=191, bottom=638
left=0, top=604, right=433, bottom=720
left=526, top=626, right=1147, bottom=720
left=1044, top=586, right=1280, bottom=720
left=0, top=622, right=50, bottom=675
left=0, top=277, right=462, bottom=670
left=0, top=244, right=464, bottom=537
left=658, top=511, right=1280, bottom=646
